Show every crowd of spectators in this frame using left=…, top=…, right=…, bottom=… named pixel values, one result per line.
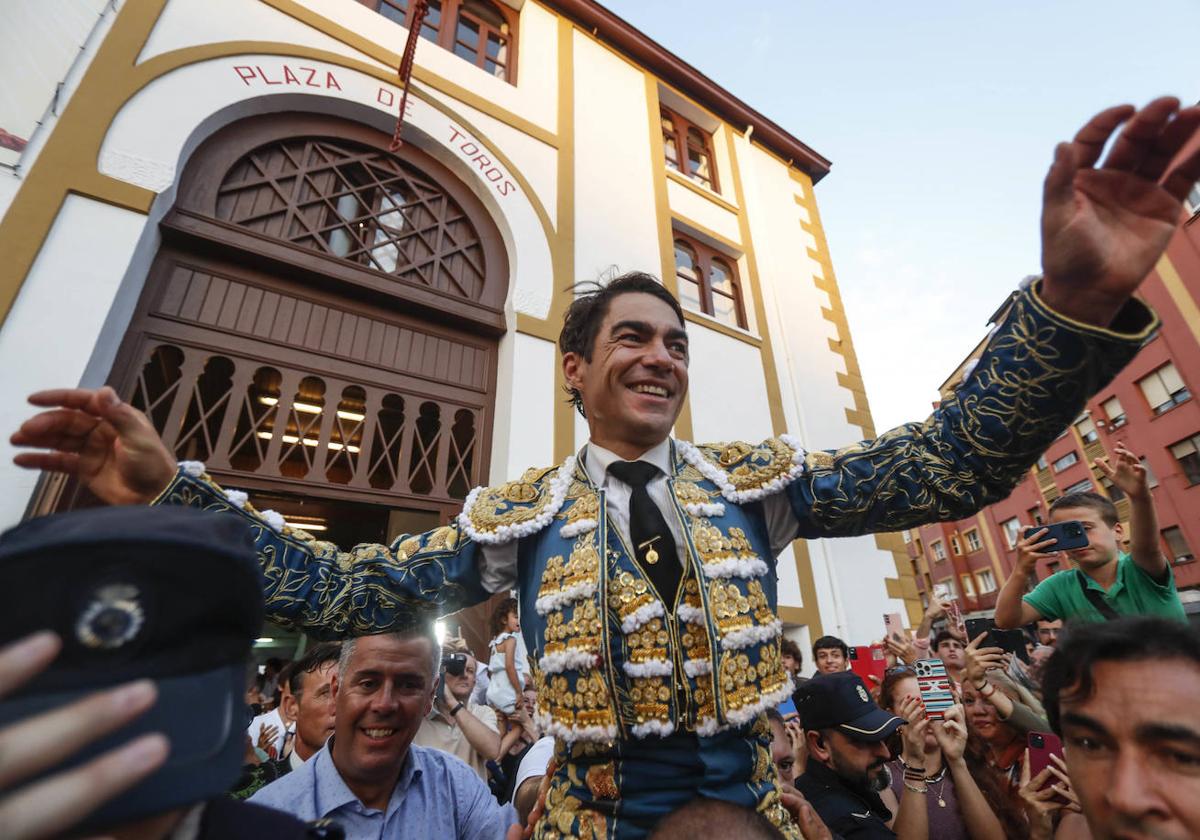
left=2, top=452, right=1197, bottom=839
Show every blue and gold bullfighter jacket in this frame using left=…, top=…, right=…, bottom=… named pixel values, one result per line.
left=155, top=283, right=1157, bottom=838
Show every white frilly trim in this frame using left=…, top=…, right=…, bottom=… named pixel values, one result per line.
left=675, top=439, right=806, bottom=504
left=695, top=675, right=796, bottom=736
left=701, top=556, right=769, bottom=580
left=558, top=517, right=597, bottom=538
left=537, top=648, right=597, bottom=674
left=631, top=719, right=676, bottom=739
left=620, top=600, right=665, bottom=633
left=683, top=501, right=726, bottom=517
left=676, top=604, right=705, bottom=625
left=622, top=658, right=673, bottom=678
left=683, top=658, right=712, bottom=678
left=534, top=581, right=597, bottom=616
left=179, top=460, right=206, bottom=478
left=720, top=619, right=782, bottom=652
left=535, top=712, right=618, bottom=745
left=259, top=510, right=285, bottom=533
left=223, top=489, right=248, bottom=509
left=456, top=454, right=577, bottom=545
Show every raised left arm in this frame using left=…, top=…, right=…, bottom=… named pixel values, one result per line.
left=1095, top=443, right=1165, bottom=577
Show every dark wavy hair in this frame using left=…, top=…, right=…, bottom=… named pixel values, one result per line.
left=1048, top=490, right=1119, bottom=527
left=557, top=271, right=685, bottom=418
left=286, top=641, right=342, bottom=698
left=489, top=596, right=520, bottom=639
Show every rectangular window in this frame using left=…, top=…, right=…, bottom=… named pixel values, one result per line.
left=975, top=569, right=997, bottom=594
left=1138, top=362, right=1190, bottom=415
left=960, top=574, right=977, bottom=598
left=1164, top=527, right=1195, bottom=563
left=1064, top=478, right=1094, bottom=495
left=1075, top=416, right=1098, bottom=443
left=951, top=536, right=962, bottom=556
left=915, top=538, right=924, bottom=557
left=1036, top=454, right=1049, bottom=470
left=673, top=231, right=747, bottom=330
left=661, top=107, right=719, bottom=191
left=1052, top=451, right=1079, bottom=472
left=1171, top=434, right=1200, bottom=486
left=1002, top=518, right=1021, bottom=549
left=965, top=529, right=982, bottom=552
left=1101, top=476, right=1126, bottom=503
left=1188, top=180, right=1200, bottom=215
left=1028, top=506, right=1044, bottom=526
left=902, top=530, right=912, bottom=544
left=1102, top=395, right=1126, bottom=428
left=932, top=539, right=946, bottom=561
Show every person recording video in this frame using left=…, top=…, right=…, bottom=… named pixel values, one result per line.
left=413, top=637, right=501, bottom=780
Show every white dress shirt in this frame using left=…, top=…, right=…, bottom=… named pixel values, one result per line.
left=475, top=439, right=802, bottom=594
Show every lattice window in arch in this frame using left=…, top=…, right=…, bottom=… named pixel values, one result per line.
left=129, top=345, right=185, bottom=431
left=175, top=355, right=236, bottom=463
left=214, top=137, right=487, bottom=301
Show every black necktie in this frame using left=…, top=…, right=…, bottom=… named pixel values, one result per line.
left=607, top=460, right=682, bottom=604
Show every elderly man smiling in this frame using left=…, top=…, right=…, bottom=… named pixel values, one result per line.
left=13, top=99, right=1200, bottom=838
left=250, top=627, right=515, bottom=839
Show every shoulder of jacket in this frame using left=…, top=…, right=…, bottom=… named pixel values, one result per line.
left=457, top=455, right=580, bottom=545
left=676, top=436, right=808, bottom=503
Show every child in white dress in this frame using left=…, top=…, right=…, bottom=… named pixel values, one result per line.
left=487, top=597, right=533, bottom=755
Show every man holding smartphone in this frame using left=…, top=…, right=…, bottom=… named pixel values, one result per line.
left=994, top=445, right=1185, bottom=629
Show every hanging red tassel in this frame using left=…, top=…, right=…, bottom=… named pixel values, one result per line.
left=390, top=0, right=430, bottom=152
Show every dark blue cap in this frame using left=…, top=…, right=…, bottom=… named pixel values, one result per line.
left=794, top=671, right=905, bottom=742
left=0, top=505, right=263, bottom=831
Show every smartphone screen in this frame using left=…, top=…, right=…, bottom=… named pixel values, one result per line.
left=915, top=658, right=954, bottom=721
left=884, top=612, right=904, bottom=643
left=848, top=644, right=887, bottom=685
left=1028, top=731, right=1066, bottom=800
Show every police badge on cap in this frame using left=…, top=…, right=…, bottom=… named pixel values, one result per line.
left=76, top=583, right=146, bottom=649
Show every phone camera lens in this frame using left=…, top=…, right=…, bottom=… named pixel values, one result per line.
left=1031, top=734, right=1043, bottom=747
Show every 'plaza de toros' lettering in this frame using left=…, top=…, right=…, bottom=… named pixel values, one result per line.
left=448, top=126, right=515, bottom=197
left=233, top=65, right=342, bottom=90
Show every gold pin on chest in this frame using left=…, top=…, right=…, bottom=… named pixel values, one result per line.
left=639, top=536, right=661, bottom=565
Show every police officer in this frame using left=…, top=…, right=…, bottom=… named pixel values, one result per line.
left=794, top=672, right=928, bottom=839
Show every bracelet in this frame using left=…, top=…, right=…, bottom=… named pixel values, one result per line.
left=449, top=702, right=465, bottom=717
left=903, top=781, right=929, bottom=794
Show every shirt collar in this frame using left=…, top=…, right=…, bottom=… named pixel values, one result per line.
left=314, top=740, right=424, bottom=818
left=583, top=438, right=673, bottom=488
left=801, top=758, right=892, bottom=822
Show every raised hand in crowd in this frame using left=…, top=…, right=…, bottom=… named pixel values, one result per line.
left=883, top=630, right=917, bottom=666
left=10, top=386, right=176, bottom=505
left=779, top=787, right=834, bottom=840
left=0, top=632, right=169, bottom=840
left=1095, top=442, right=1165, bottom=576
left=1020, top=749, right=1083, bottom=840
left=1094, top=443, right=1150, bottom=501
left=783, top=716, right=807, bottom=775
left=1039, top=97, right=1200, bottom=326
left=256, top=723, right=281, bottom=758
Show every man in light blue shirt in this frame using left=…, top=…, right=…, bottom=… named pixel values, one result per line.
left=251, top=627, right=516, bottom=839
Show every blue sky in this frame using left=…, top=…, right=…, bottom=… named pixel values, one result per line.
left=602, top=0, right=1200, bottom=432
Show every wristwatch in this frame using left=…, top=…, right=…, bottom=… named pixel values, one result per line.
left=449, top=702, right=465, bottom=717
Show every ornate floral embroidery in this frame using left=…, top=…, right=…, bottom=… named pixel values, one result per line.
left=458, top=454, right=576, bottom=545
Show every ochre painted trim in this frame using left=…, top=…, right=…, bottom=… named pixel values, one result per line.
left=259, top=0, right=558, bottom=149
left=777, top=543, right=823, bottom=637
left=671, top=208, right=743, bottom=255
left=682, top=309, right=762, bottom=347
left=722, top=127, right=783, bottom=434
left=974, top=515, right=1008, bottom=586
left=1157, top=253, right=1200, bottom=349
left=551, top=15, right=575, bottom=461
left=665, top=166, right=740, bottom=215
left=643, top=70, right=694, bottom=442
left=791, top=167, right=923, bottom=621
left=0, top=0, right=169, bottom=328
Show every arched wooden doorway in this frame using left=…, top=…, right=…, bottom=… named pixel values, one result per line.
left=41, top=113, right=511, bottom=653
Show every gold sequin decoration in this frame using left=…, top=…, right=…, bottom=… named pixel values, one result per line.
left=585, top=763, right=619, bottom=801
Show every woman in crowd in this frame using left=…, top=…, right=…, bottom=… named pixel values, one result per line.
left=879, top=669, right=1023, bottom=839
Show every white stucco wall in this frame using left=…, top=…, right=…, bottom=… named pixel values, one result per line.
left=666, top=179, right=740, bottom=245
left=0, top=196, right=147, bottom=526
left=685, top=325, right=773, bottom=446
left=571, top=31, right=661, bottom=283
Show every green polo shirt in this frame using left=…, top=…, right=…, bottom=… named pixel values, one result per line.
left=1023, top=553, right=1186, bottom=623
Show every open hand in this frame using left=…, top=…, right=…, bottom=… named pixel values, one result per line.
left=10, top=387, right=176, bottom=505
left=1095, top=443, right=1150, bottom=501
left=1040, top=97, right=1200, bottom=326
left=896, top=693, right=929, bottom=763
left=0, top=632, right=169, bottom=839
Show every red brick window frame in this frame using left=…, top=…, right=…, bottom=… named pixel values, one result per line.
left=363, top=0, right=518, bottom=83
left=673, top=233, right=747, bottom=330
left=661, top=107, right=719, bottom=192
